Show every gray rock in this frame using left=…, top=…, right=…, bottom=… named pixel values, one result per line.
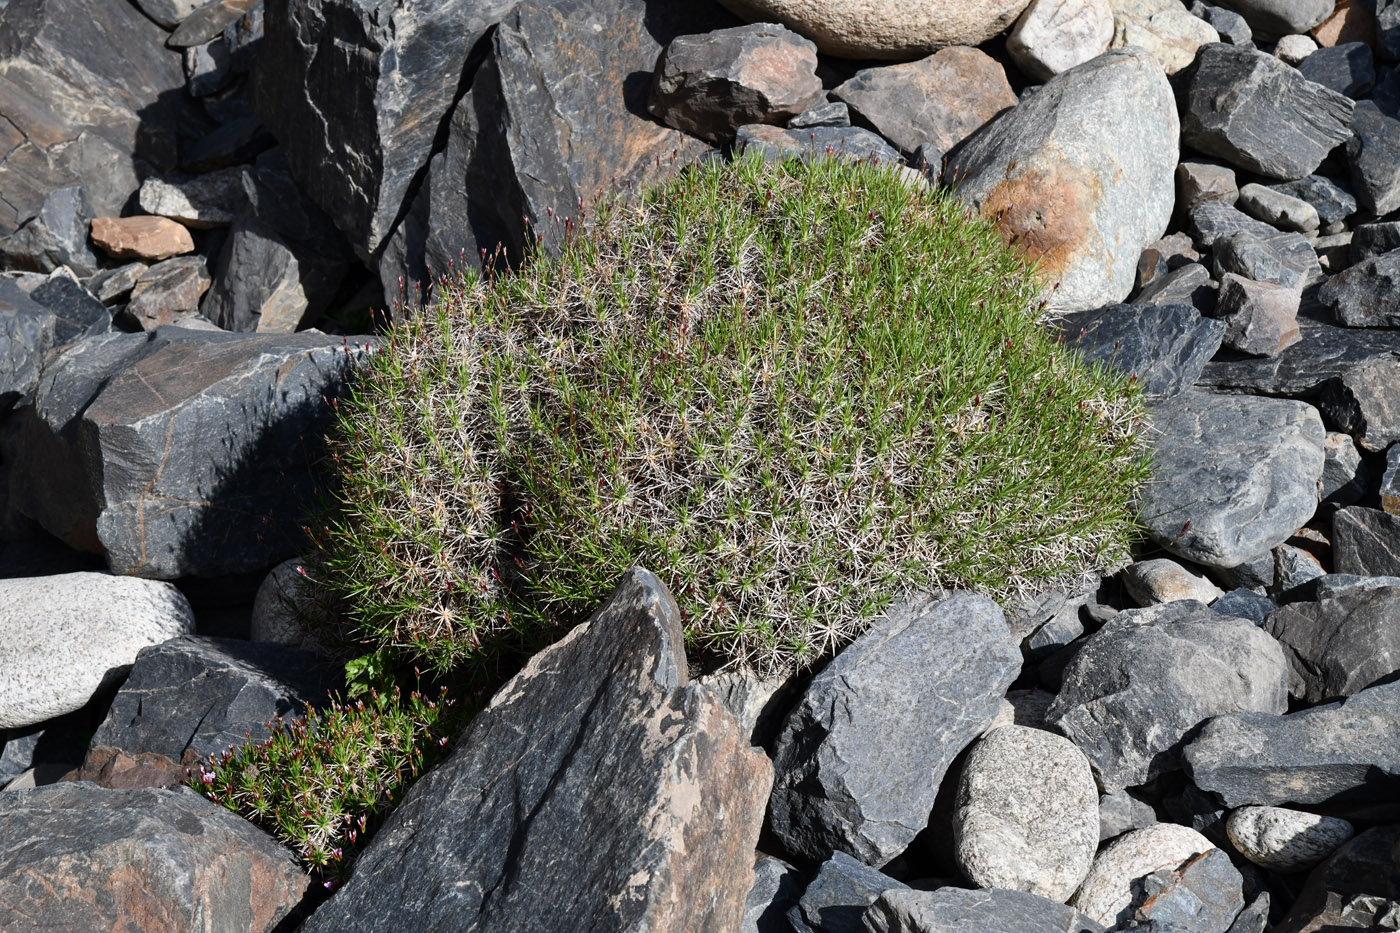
left=0, top=783, right=306, bottom=931
left=301, top=569, right=771, bottom=933
left=953, top=725, right=1099, bottom=901
left=1333, top=506, right=1400, bottom=576
left=254, top=0, right=514, bottom=261
left=832, top=46, right=1018, bottom=158
left=1007, top=587, right=1092, bottom=662
left=1138, top=391, right=1325, bottom=570
left=1134, top=263, right=1217, bottom=314
left=1211, top=231, right=1306, bottom=290
left=1351, top=222, right=1400, bottom=262
left=1178, top=43, right=1354, bottom=180
left=137, top=168, right=248, bottom=229
left=696, top=668, right=795, bottom=749
left=742, top=855, right=804, bottom=933
left=1099, top=791, right=1159, bottom=842
left=89, top=634, right=334, bottom=762
left=1190, top=2, right=1253, bottom=46
left=1316, top=572, right=1400, bottom=599
left=736, top=124, right=903, bottom=165
left=1215, top=549, right=1274, bottom=593
left=1053, top=303, right=1224, bottom=400
left=1319, top=250, right=1400, bottom=328
left=1264, top=585, right=1400, bottom=702
left=170, top=0, right=259, bottom=47
left=1345, top=101, right=1400, bottom=215
left=862, top=887, right=1105, bottom=933
left=1070, top=823, right=1216, bottom=928
left=1273, top=34, right=1319, bottom=65
left=184, top=38, right=232, bottom=97
left=1274, top=543, right=1326, bottom=593
left=1322, top=430, right=1369, bottom=507
left=1183, top=679, right=1400, bottom=807
left=1224, top=894, right=1268, bottom=933
left=1132, top=848, right=1245, bottom=932
left=1210, top=588, right=1276, bottom=624
left=0, top=187, right=99, bottom=276
left=1122, top=558, right=1225, bottom=606
left=133, top=0, right=205, bottom=29
left=1317, top=352, right=1400, bottom=451
left=789, top=100, right=850, bottom=128
left=1226, top=805, right=1355, bottom=872
left=1299, top=41, right=1375, bottom=99
left=0, top=572, right=194, bottom=730
left=1162, top=781, right=1232, bottom=851
left=1314, top=232, right=1352, bottom=273
left=769, top=591, right=1019, bottom=866
left=1382, top=443, right=1400, bottom=514
left=1045, top=601, right=1290, bottom=792
left=649, top=23, right=823, bottom=144
left=1268, top=175, right=1356, bottom=226
left=1186, top=200, right=1274, bottom=246
left=0, top=279, right=57, bottom=410
left=180, top=116, right=276, bottom=174
left=1237, top=183, right=1319, bottom=232
left=1177, top=160, right=1239, bottom=211
left=1207, top=0, right=1334, bottom=41
left=249, top=557, right=327, bottom=653
left=10, top=329, right=371, bottom=578
left=87, top=262, right=147, bottom=305
left=790, top=851, right=907, bottom=933
left=944, top=47, right=1177, bottom=313
left=120, top=256, right=213, bottom=331
left=1271, top=825, right=1400, bottom=932
left=1197, top=316, right=1400, bottom=396
left=1190, top=207, right=1323, bottom=287
left=1214, top=273, right=1302, bottom=357
left=28, top=274, right=112, bottom=344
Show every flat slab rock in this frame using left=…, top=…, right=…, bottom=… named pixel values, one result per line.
left=1137, top=390, right=1324, bottom=569
left=1198, top=314, right=1400, bottom=396
left=767, top=590, right=1020, bottom=866
left=301, top=569, right=770, bottom=933
left=1263, top=585, right=1400, bottom=703
left=863, top=887, right=1105, bottom=933
left=1052, top=302, right=1224, bottom=399
left=0, top=783, right=306, bottom=932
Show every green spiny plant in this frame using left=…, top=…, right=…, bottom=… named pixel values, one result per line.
left=308, top=151, right=1149, bottom=677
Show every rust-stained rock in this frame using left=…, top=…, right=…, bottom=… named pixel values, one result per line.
left=61, top=745, right=188, bottom=789
left=90, top=216, right=195, bottom=262
left=301, top=569, right=771, bottom=933
left=945, top=47, right=1177, bottom=313
left=0, top=783, right=307, bottom=932
left=122, top=256, right=213, bottom=331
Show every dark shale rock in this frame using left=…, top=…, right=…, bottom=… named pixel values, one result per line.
left=28, top=274, right=112, bottom=344
left=1318, top=250, right=1400, bottom=327
left=1197, top=316, right=1400, bottom=396
left=736, top=124, right=903, bottom=164
left=9, top=329, right=370, bottom=578
left=1191, top=3, right=1253, bottom=46
left=1045, top=601, right=1289, bottom=793
left=1345, top=101, right=1400, bottom=214
left=649, top=23, right=823, bottom=144
left=1053, top=302, right=1224, bottom=399
left=1099, top=789, right=1159, bottom=842
left=0, top=783, right=306, bottom=932
left=87, top=262, right=147, bottom=305
left=255, top=0, right=515, bottom=261
left=88, top=634, right=333, bottom=763
left=862, top=886, right=1105, bottom=933
left=120, top=256, right=213, bottom=331
left=1208, top=0, right=1333, bottom=41
left=1268, top=174, right=1356, bottom=226
left=0, top=278, right=56, bottom=411
left=1178, top=44, right=1354, bottom=180
left=1132, top=848, right=1245, bottom=932
left=1264, top=585, right=1400, bottom=703
left=1183, top=679, right=1400, bottom=807
left=0, top=0, right=188, bottom=235
left=169, top=0, right=260, bottom=47
left=789, top=100, right=850, bottom=128
left=1210, top=230, right=1307, bottom=289
left=1210, top=588, right=1276, bottom=624
left=768, top=590, right=1020, bottom=866
left=301, top=569, right=771, bottom=933
left=1299, top=41, right=1376, bottom=98
left=180, top=115, right=276, bottom=173
left=1214, top=273, right=1301, bottom=357
left=789, top=851, right=906, bottom=933
left=137, top=168, right=248, bottom=229
left=1236, top=183, right=1319, bottom=233
left=1322, top=432, right=1369, bottom=505
left=0, top=187, right=99, bottom=276
left=1332, top=506, right=1400, bottom=575
left=1134, top=263, right=1217, bottom=314
left=1137, top=390, right=1325, bottom=569
left=1351, top=221, right=1400, bottom=261
left=1317, top=352, right=1400, bottom=451
left=184, top=38, right=233, bottom=97
left=743, top=855, right=804, bottom=933
left=1272, top=825, right=1400, bottom=933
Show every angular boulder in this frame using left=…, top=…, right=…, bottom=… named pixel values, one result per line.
left=945, top=48, right=1177, bottom=313
left=1069, top=823, right=1215, bottom=928
left=0, top=186, right=99, bottom=276
left=1317, top=352, right=1400, bottom=451
left=1054, top=303, right=1224, bottom=399
left=863, top=887, right=1105, bottom=933
left=1263, top=585, right=1400, bottom=703
left=1333, top=506, right=1400, bottom=576
left=0, top=279, right=57, bottom=411
left=1271, top=826, right=1400, bottom=933
left=1318, top=251, right=1400, bottom=327
left=767, top=590, right=1020, bottom=866
left=788, top=851, right=906, bottom=933
left=0, top=783, right=306, bottom=932
left=301, top=569, right=771, bottom=932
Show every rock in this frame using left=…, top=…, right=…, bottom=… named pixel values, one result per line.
left=0, top=0, right=187, bottom=235
left=121, top=256, right=213, bottom=331
left=1314, top=232, right=1352, bottom=272
left=1237, top=183, right=1320, bottom=232
left=1274, top=33, right=1320, bottom=65
left=201, top=150, right=351, bottom=333
left=1298, top=41, right=1375, bottom=97
left=1070, top=823, right=1216, bottom=928
left=181, top=116, right=276, bottom=173
left=1345, top=102, right=1400, bottom=214
left=1007, top=0, right=1115, bottom=81
left=862, top=887, right=1106, bottom=933
left=0, top=281, right=57, bottom=410
left=29, top=273, right=112, bottom=344
left=1210, top=0, right=1334, bottom=41
left=789, top=101, right=850, bottom=128
left=1317, top=573, right=1400, bottom=599
left=1122, top=558, right=1225, bottom=605
left=735, top=124, right=904, bottom=165
left=789, top=851, right=906, bottom=933
left=1226, top=894, right=1270, bottom=933
left=301, top=569, right=770, bottom=933
left=1005, top=687, right=1059, bottom=729
left=88, top=262, right=147, bottom=305
left=1333, top=506, right=1400, bottom=575
left=1008, top=587, right=1093, bottom=662
left=1312, top=0, right=1375, bottom=46
left=0, top=187, right=100, bottom=276
left=1212, top=231, right=1308, bottom=290
left=1113, top=4, right=1220, bottom=74
left=1178, top=44, right=1354, bottom=180
left=1317, top=353, right=1400, bottom=451
left=1056, top=302, right=1227, bottom=400
left=1183, top=679, right=1400, bottom=806
left=1214, top=274, right=1302, bottom=357
left=649, top=23, right=823, bottom=144
left=184, top=39, right=233, bottom=97
left=1131, top=847, right=1245, bottom=932
left=742, top=855, right=803, bottom=933
left=1177, top=161, right=1239, bottom=211
left=89, top=216, right=195, bottom=263
left=1210, top=588, right=1277, bottom=624
left=1321, top=432, right=1368, bottom=505
left=170, top=0, right=260, bottom=46
left=1134, top=263, right=1216, bottom=314
left=0, top=783, right=305, bottom=931
left=1192, top=2, right=1253, bottom=46
left=1274, top=543, right=1326, bottom=592
left=382, top=0, right=729, bottom=301
left=953, top=725, right=1099, bottom=901
left=249, top=556, right=325, bottom=651
left=1196, top=316, right=1400, bottom=396
left=1352, top=222, right=1400, bottom=262
left=0, top=572, right=194, bottom=729
left=1272, top=825, right=1400, bottom=932
left=137, top=168, right=248, bottom=229
left=1269, top=175, right=1356, bottom=226
left=1187, top=206, right=1324, bottom=286
left=1045, top=601, right=1290, bottom=792
left=254, top=0, right=515, bottom=260
left=697, top=669, right=794, bottom=749
left=61, top=744, right=187, bottom=789
left=1100, top=791, right=1159, bottom=842
left=768, top=591, right=1019, bottom=866
left=1138, top=390, right=1325, bottom=569
left=1383, top=444, right=1400, bottom=514
left=713, top=0, right=1034, bottom=59
left=132, top=0, right=206, bottom=29
left=1226, top=805, right=1355, bottom=871
left=831, top=47, right=1017, bottom=158
left=1264, top=585, right=1400, bottom=702
left=10, top=330, right=371, bottom=578
left=946, top=48, right=1177, bottom=313
left=88, top=634, right=333, bottom=763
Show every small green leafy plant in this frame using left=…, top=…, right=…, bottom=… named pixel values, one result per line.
left=186, top=684, right=459, bottom=881
left=310, top=152, right=1148, bottom=677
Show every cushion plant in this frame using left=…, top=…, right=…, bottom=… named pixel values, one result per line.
left=308, top=152, right=1148, bottom=678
